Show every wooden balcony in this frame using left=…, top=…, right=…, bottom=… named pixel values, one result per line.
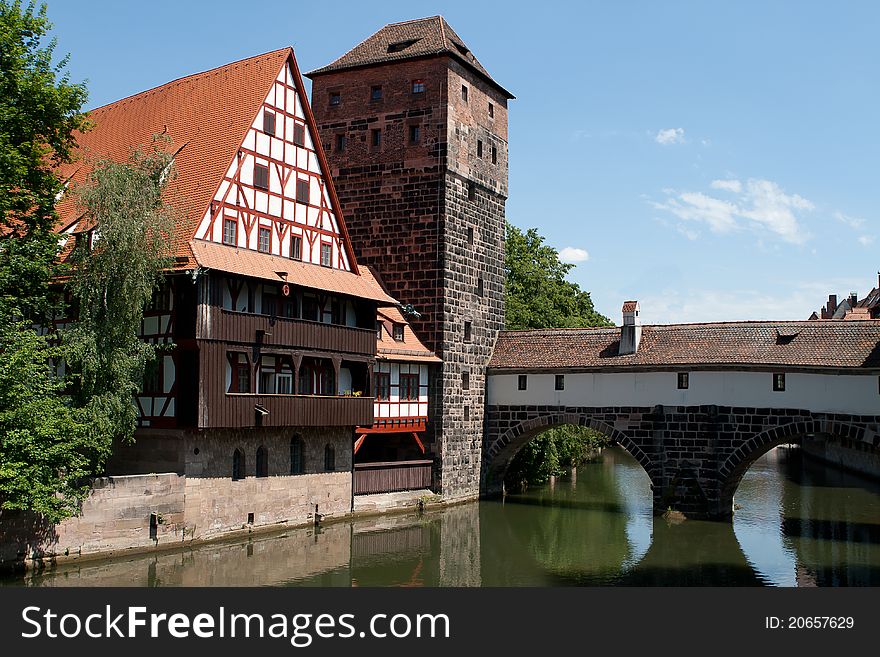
left=202, top=309, right=375, bottom=356
left=353, top=459, right=434, bottom=495
left=200, top=393, right=374, bottom=428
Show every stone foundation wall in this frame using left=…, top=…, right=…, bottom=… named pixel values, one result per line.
left=802, top=434, right=880, bottom=479
left=0, top=427, right=355, bottom=566
left=0, top=473, right=186, bottom=565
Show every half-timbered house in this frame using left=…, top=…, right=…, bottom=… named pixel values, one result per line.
left=54, top=48, right=398, bottom=537
left=353, top=306, right=441, bottom=495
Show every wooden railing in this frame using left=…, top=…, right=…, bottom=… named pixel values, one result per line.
left=353, top=460, right=433, bottom=495
left=203, top=309, right=375, bottom=356
left=202, top=393, right=374, bottom=428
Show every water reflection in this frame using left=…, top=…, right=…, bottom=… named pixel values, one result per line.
left=4, top=445, right=879, bottom=587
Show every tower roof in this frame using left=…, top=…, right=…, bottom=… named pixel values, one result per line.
left=306, top=16, right=514, bottom=99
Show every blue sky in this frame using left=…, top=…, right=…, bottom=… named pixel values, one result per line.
left=44, top=1, right=879, bottom=323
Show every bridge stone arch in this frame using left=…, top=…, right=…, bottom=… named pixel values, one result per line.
left=483, top=403, right=880, bottom=520
left=718, top=417, right=876, bottom=515
left=482, top=408, right=661, bottom=499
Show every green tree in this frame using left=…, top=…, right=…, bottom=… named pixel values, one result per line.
left=505, top=223, right=611, bottom=331
left=0, top=1, right=92, bottom=521
left=63, top=140, right=176, bottom=447
left=0, top=321, right=100, bottom=522
left=504, top=221, right=611, bottom=487
left=0, top=0, right=88, bottom=319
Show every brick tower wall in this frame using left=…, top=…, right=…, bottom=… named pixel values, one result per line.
left=311, top=55, right=509, bottom=499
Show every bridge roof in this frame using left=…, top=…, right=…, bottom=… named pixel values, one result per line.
left=489, top=321, right=880, bottom=372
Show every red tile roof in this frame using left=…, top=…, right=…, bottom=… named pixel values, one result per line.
left=190, top=240, right=396, bottom=305
left=376, top=306, right=441, bottom=363
left=489, top=321, right=880, bottom=371
left=55, top=48, right=363, bottom=276
left=622, top=301, right=638, bottom=313
left=306, top=16, right=514, bottom=99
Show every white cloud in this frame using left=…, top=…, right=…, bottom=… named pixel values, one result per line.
left=739, top=179, right=812, bottom=244
left=834, top=211, right=865, bottom=229
left=652, top=178, right=812, bottom=244
left=655, top=128, right=685, bottom=145
left=558, top=246, right=590, bottom=263
left=710, top=179, right=742, bottom=193
left=858, top=235, right=875, bottom=246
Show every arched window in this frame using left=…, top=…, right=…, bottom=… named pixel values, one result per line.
left=290, top=435, right=304, bottom=475
left=232, top=448, right=245, bottom=481
left=324, top=443, right=335, bottom=472
left=256, top=445, right=268, bottom=478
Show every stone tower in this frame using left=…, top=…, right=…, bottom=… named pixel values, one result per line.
left=307, top=16, right=512, bottom=499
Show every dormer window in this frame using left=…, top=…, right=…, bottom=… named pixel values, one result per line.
left=392, top=324, right=404, bottom=341
left=376, top=321, right=383, bottom=339
left=388, top=38, right=420, bottom=53
left=263, top=110, right=276, bottom=136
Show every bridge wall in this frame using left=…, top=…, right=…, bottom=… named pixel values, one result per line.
left=483, top=403, right=880, bottom=519
left=488, top=371, right=880, bottom=415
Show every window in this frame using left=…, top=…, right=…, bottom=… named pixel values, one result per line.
left=259, top=369, right=274, bottom=393
left=142, top=358, right=161, bottom=394
left=296, top=178, right=309, bottom=204
left=462, top=371, right=470, bottom=390
left=223, top=218, right=237, bottom=246
left=476, top=278, right=484, bottom=297
left=324, top=444, right=335, bottom=472
left=329, top=91, right=341, bottom=106
left=392, top=323, right=404, bottom=341
left=335, top=133, right=346, bottom=152
left=411, top=79, right=425, bottom=94
left=254, top=164, right=269, bottom=190
left=290, top=234, right=302, bottom=260
left=263, top=110, right=275, bottom=136
left=255, top=446, right=268, bottom=478
left=375, top=372, right=390, bottom=401
left=408, top=124, right=420, bottom=144
left=477, top=140, right=483, bottom=158
left=290, top=436, right=303, bottom=475
left=467, top=181, right=476, bottom=201
left=376, top=321, right=383, bottom=339
left=320, top=243, right=332, bottom=267
left=400, top=373, right=420, bottom=401
left=371, top=85, right=383, bottom=100
left=276, top=372, right=292, bottom=394
left=464, top=320, right=472, bottom=342
left=461, top=84, right=468, bottom=102
left=258, top=227, right=270, bottom=253
left=293, top=123, right=305, bottom=146
left=232, top=449, right=245, bottom=481
left=467, top=226, right=474, bottom=245
left=555, top=375, right=565, bottom=391
left=678, top=372, right=689, bottom=389
left=371, top=128, right=382, bottom=148
left=492, top=145, right=497, bottom=165
left=488, top=102, right=494, bottom=118
left=518, top=374, right=528, bottom=391
left=229, top=353, right=250, bottom=393
left=773, top=373, right=786, bottom=392
left=302, top=296, right=318, bottom=321
left=464, top=405, right=470, bottom=421
left=261, top=294, right=277, bottom=317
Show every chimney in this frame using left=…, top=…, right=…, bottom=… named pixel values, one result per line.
left=849, top=291, right=858, bottom=307
left=618, top=301, right=642, bottom=355
left=827, top=294, right=837, bottom=315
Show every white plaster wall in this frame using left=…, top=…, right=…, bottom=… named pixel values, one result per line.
left=487, top=370, right=880, bottom=415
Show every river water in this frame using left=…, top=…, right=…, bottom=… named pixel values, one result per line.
left=5, top=446, right=880, bottom=586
